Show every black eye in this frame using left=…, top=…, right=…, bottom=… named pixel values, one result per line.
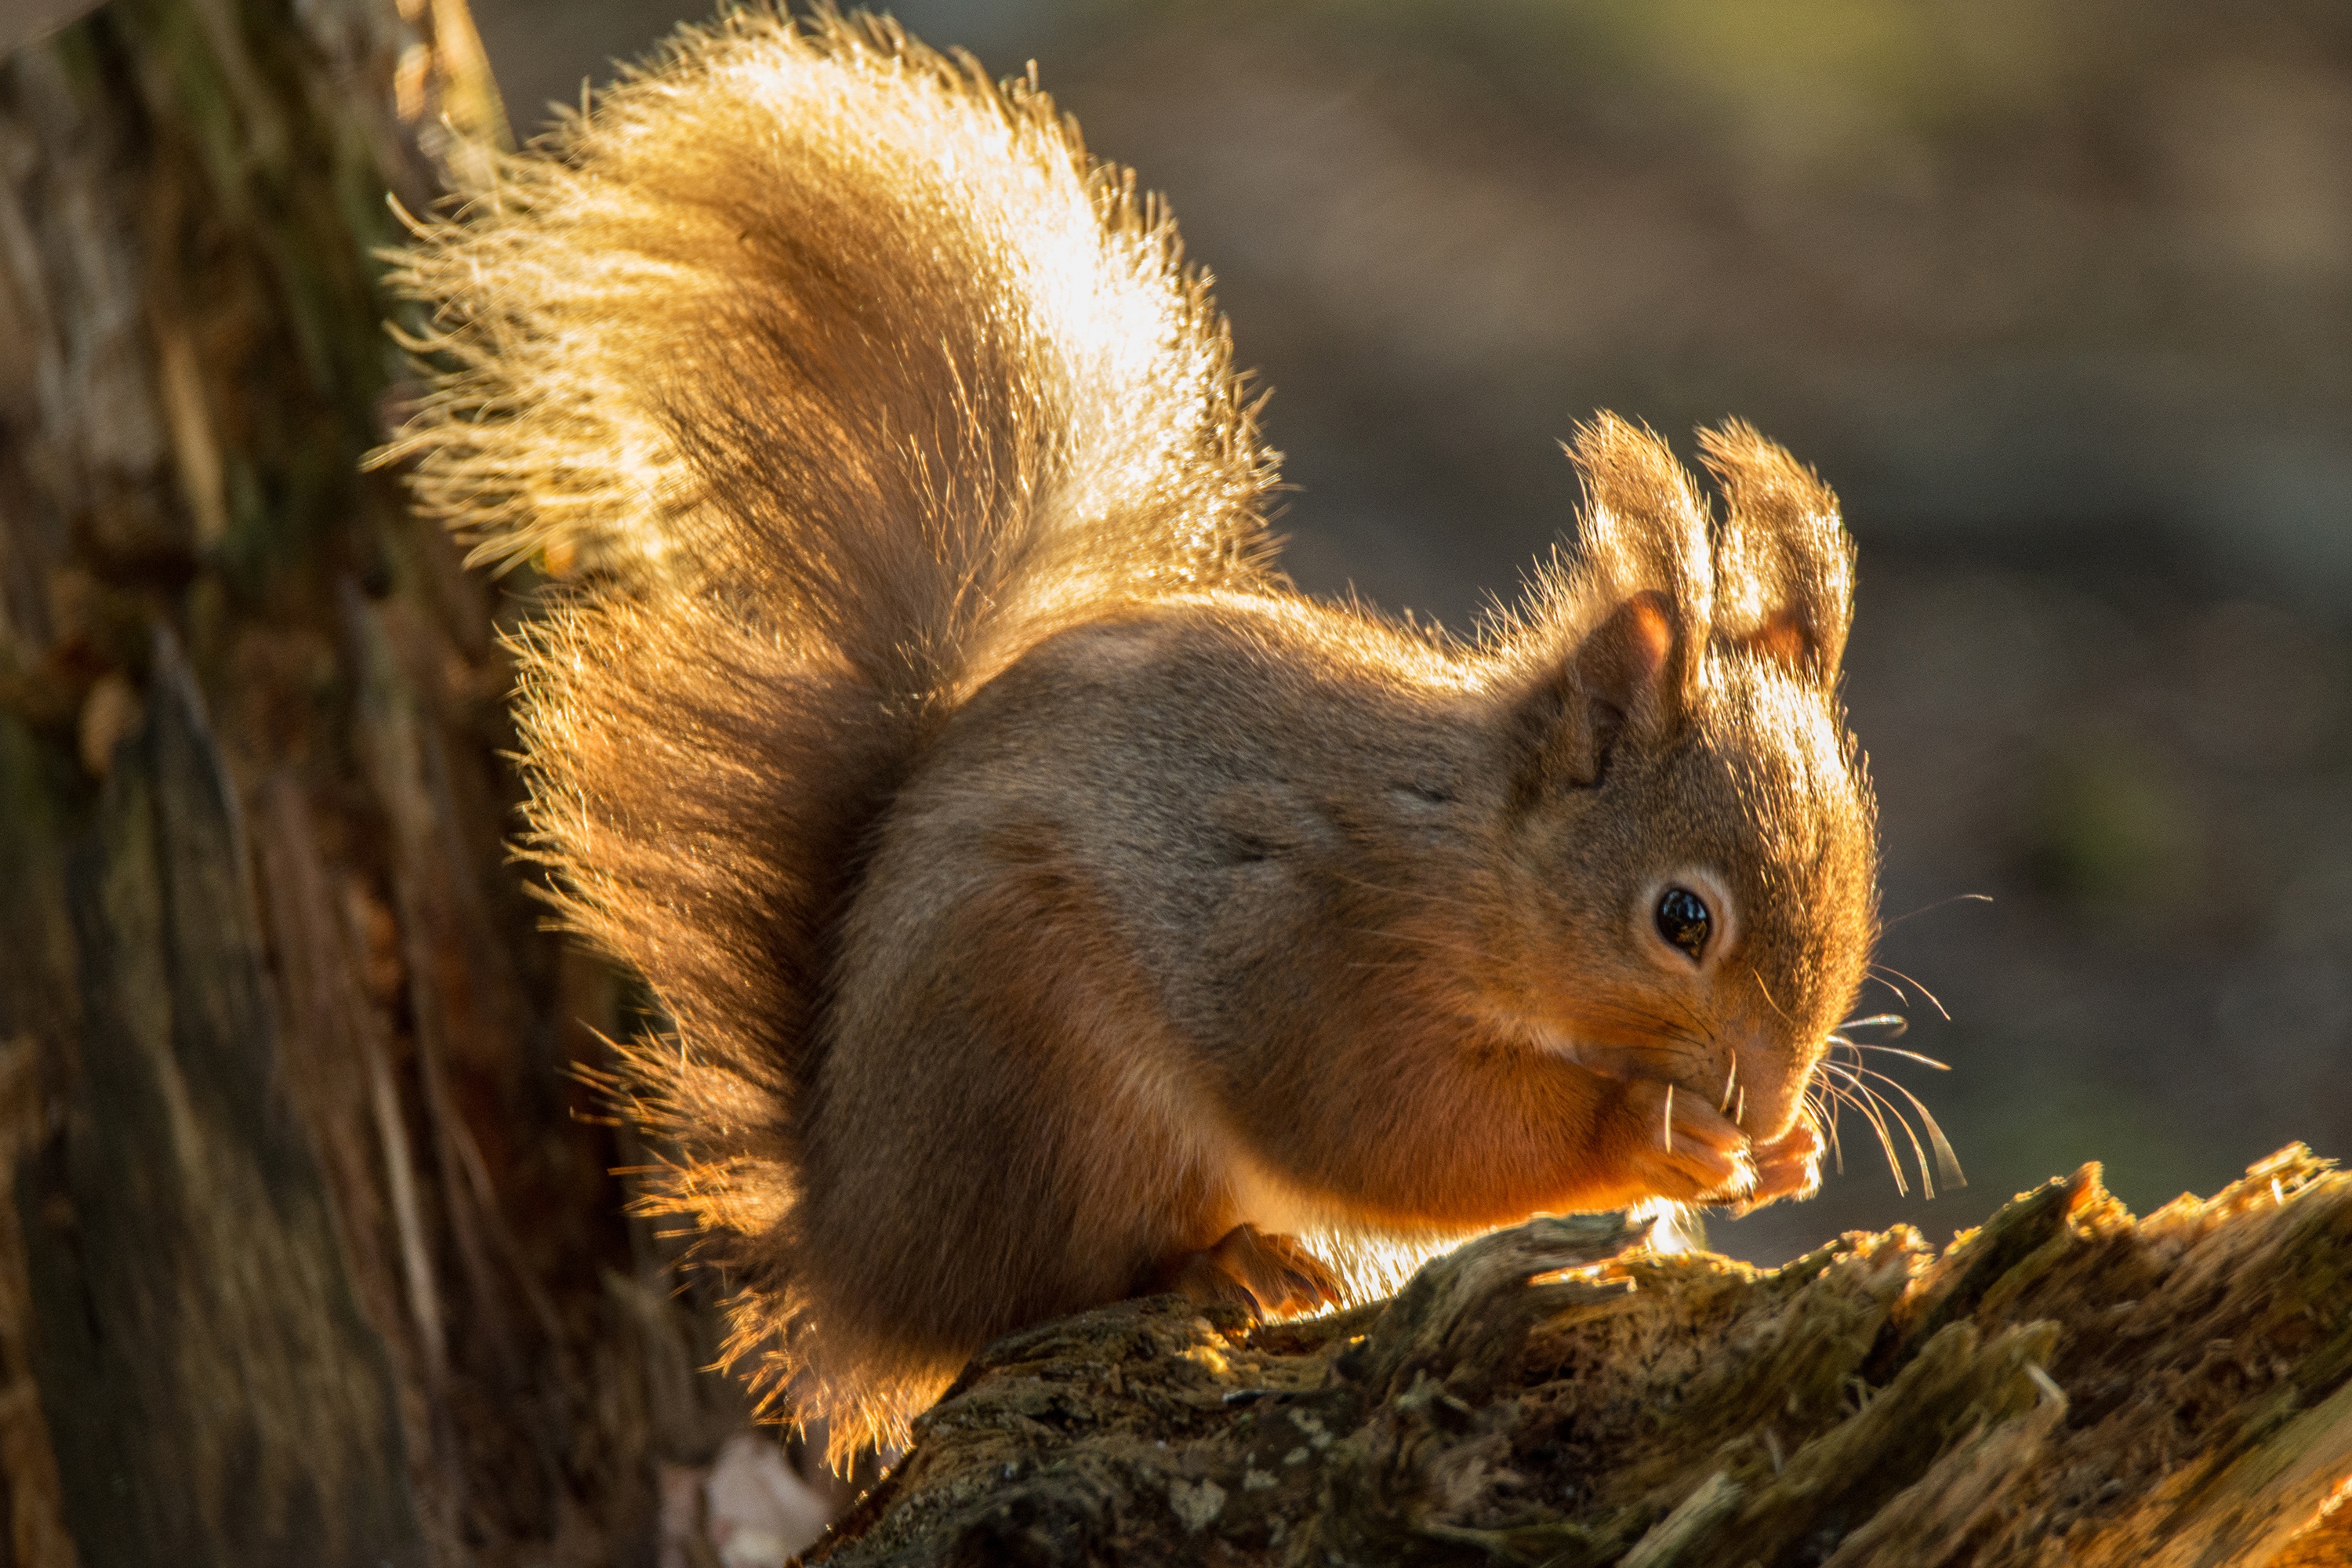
left=1655, top=887, right=1711, bottom=962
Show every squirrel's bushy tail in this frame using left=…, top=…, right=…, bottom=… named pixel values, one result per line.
left=383, top=3, right=1279, bottom=1437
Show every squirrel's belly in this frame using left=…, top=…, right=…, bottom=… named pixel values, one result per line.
left=1223, top=1143, right=1330, bottom=1238
left=1096, top=1041, right=1329, bottom=1243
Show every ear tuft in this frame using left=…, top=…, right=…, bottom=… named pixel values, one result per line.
left=1504, top=419, right=1713, bottom=796
left=1556, top=415, right=1713, bottom=717
left=1500, top=415, right=1851, bottom=778
left=1698, top=421, right=1854, bottom=682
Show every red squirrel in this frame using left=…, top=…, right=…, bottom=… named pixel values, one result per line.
left=385, top=5, right=1878, bottom=1455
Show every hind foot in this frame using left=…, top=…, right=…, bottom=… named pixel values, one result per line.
left=1153, top=1223, right=1345, bottom=1320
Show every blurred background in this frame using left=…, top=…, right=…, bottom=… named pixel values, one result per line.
left=466, top=0, right=2352, bottom=1260
left=2, top=2, right=2347, bottom=1562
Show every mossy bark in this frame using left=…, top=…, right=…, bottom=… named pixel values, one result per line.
left=0, top=2, right=746, bottom=1565
left=808, top=1149, right=2352, bottom=1568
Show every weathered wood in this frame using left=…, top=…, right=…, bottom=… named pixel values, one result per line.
left=806, top=1148, right=2352, bottom=1567
left=18, top=630, right=421, bottom=1568
left=0, top=0, right=760, bottom=1563
left=0, top=717, right=85, bottom=1568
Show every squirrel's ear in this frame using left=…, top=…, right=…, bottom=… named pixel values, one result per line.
left=1563, top=415, right=1711, bottom=718
left=1698, top=421, right=1855, bottom=684
left=1512, top=419, right=1711, bottom=793
left=1512, top=593, right=1682, bottom=793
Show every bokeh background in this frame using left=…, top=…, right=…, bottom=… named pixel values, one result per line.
left=467, top=0, right=2352, bottom=1261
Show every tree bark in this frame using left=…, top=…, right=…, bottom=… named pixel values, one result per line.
left=0, top=2, right=753, bottom=1565
left=806, top=1147, right=2352, bottom=1568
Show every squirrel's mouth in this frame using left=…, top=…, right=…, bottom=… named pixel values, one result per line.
left=1519, top=1012, right=1824, bottom=1145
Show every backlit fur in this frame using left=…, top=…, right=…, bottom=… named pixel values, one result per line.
left=384, top=5, right=1878, bottom=1457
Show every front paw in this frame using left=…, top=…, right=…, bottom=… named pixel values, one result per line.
left=1617, top=1080, right=1757, bottom=1204
left=1730, top=1119, right=1824, bottom=1213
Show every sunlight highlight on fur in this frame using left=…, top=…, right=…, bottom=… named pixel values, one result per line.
left=380, top=2, right=1882, bottom=1462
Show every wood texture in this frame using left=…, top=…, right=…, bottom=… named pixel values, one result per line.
left=20, top=631, right=421, bottom=1568
left=0, top=1, right=758, bottom=1563
left=808, top=1148, right=2352, bottom=1567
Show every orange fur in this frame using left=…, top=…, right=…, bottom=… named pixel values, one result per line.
left=382, top=6, right=1878, bottom=1457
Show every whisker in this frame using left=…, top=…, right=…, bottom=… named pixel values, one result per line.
left=1838, top=1013, right=1910, bottom=1039
left=1809, top=1081, right=1846, bottom=1174
left=1750, top=967, right=1798, bottom=1027
left=1578, top=1038, right=1717, bottom=1069
left=1880, top=892, right=1994, bottom=931
left=1654, top=989, right=1713, bottom=1040
left=1870, top=964, right=1951, bottom=1022
left=1542, top=1001, right=1721, bottom=1059
left=1574, top=1001, right=1711, bottom=1036
left=1347, top=926, right=1472, bottom=954
left=1853, top=1067, right=1966, bottom=1191
left=1849, top=1085, right=1922, bottom=1199
left=1848, top=1043, right=1951, bottom=1071
left=1827, top=1083, right=1879, bottom=1185
left=1343, top=927, right=1494, bottom=973
left=1865, top=1078, right=1936, bottom=1199
left=1863, top=971, right=1912, bottom=1007
left=1461, top=982, right=1719, bottom=1058
left=1719, top=1055, right=1738, bottom=1113
left=1835, top=1065, right=1944, bottom=1201
left=1821, top=1062, right=1909, bottom=1197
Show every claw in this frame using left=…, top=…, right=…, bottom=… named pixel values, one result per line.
left=1158, top=1224, right=1343, bottom=1320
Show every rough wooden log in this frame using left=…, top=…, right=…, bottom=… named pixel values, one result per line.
left=805, top=1147, right=2352, bottom=1567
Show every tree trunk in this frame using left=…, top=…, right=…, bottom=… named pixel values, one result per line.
left=0, top=2, right=758, bottom=1564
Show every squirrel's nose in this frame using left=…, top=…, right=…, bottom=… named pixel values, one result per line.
left=1719, top=1029, right=1817, bottom=1142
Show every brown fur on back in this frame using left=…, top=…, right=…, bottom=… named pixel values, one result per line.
left=384, top=5, right=1277, bottom=1272
left=384, top=5, right=1879, bottom=1457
